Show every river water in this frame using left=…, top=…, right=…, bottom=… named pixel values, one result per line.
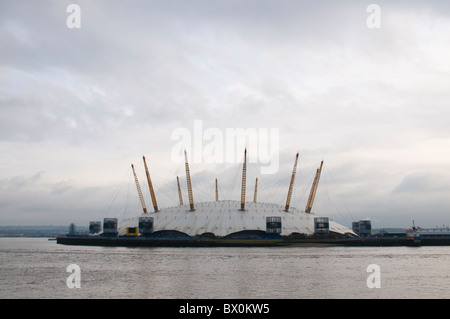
left=0, top=237, right=449, bottom=299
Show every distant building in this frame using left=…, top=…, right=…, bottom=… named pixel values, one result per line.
left=69, top=223, right=76, bottom=235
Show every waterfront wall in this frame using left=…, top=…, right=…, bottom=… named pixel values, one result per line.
left=56, top=236, right=450, bottom=248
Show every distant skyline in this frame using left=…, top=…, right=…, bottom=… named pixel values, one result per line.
left=1, top=1, right=450, bottom=228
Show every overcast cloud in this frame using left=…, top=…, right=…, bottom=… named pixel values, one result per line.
left=1, top=0, right=450, bottom=228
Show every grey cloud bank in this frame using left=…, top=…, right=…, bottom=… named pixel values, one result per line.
left=1, top=1, right=450, bottom=228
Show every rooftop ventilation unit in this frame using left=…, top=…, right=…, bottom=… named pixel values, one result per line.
left=103, top=218, right=118, bottom=236
left=139, top=216, right=154, bottom=236
left=266, top=216, right=282, bottom=234
left=314, top=217, right=329, bottom=234
left=89, top=221, right=101, bottom=234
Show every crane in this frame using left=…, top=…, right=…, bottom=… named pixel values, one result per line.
left=305, top=160, right=324, bottom=214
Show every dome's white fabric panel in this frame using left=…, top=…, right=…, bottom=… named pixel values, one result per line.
left=118, top=200, right=355, bottom=237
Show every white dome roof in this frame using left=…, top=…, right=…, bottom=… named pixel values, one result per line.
left=118, top=200, right=355, bottom=237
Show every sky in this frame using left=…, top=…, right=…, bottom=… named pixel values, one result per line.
left=1, top=0, right=450, bottom=228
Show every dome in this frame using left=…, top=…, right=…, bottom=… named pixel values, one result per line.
left=118, top=200, right=356, bottom=237
left=116, top=151, right=357, bottom=239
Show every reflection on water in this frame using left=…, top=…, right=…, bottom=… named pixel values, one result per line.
left=0, top=238, right=449, bottom=298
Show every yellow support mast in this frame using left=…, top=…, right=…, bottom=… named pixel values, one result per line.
left=177, top=176, right=183, bottom=205
left=240, top=148, right=247, bottom=211
left=131, top=164, right=147, bottom=214
left=143, top=155, right=159, bottom=212
left=253, top=177, right=258, bottom=203
left=215, top=178, right=219, bottom=202
left=184, top=150, right=195, bottom=211
left=285, top=152, right=299, bottom=211
left=305, top=160, right=324, bottom=214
